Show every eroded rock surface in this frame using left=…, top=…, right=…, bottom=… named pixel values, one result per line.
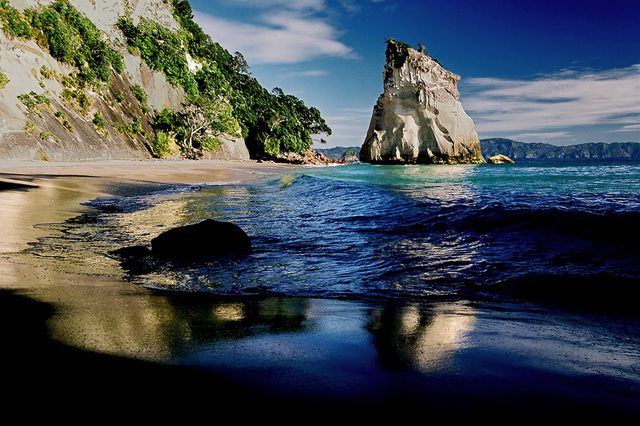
left=488, top=154, right=515, bottom=164
left=360, top=40, right=484, bottom=165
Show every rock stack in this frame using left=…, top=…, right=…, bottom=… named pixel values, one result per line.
left=360, top=39, right=484, bottom=165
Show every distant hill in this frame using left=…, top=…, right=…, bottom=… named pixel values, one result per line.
left=317, top=140, right=640, bottom=163
left=481, top=138, right=640, bottom=160
left=315, top=146, right=361, bottom=161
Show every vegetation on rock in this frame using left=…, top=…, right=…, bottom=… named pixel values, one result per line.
left=0, top=71, right=8, bottom=89
left=0, top=0, right=124, bottom=85
left=0, top=0, right=331, bottom=160
left=118, top=0, right=331, bottom=158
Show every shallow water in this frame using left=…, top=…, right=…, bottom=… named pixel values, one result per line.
left=29, top=160, right=640, bottom=308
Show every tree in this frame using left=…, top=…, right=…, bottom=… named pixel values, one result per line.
left=182, top=98, right=228, bottom=152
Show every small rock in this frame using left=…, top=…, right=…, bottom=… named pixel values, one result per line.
left=488, top=154, right=515, bottom=164
left=111, top=245, right=152, bottom=260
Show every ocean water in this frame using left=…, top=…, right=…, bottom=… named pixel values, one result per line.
left=15, top=159, right=640, bottom=418
left=33, top=160, right=640, bottom=311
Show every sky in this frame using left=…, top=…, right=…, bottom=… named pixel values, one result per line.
left=187, top=0, right=640, bottom=148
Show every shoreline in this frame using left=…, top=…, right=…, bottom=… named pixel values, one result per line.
left=1, top=159, right=639, bottom=420
left=0, top=158, right=305, bottom=186
left=0, top=159, right=302, bottom=256
left=0, top=158, right=317, bottom=418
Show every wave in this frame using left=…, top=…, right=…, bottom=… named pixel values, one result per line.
left=26, top=163, right=640, bottom=314
left=446, top=205, right=640, bottom=244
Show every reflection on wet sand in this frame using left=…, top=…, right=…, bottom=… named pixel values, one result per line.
left=367, top=302, right=476, bottom=373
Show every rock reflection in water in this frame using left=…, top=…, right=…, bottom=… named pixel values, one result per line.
left=47, top=286, right=476, bottom=380
left=367, top=301, right=475, bottom=373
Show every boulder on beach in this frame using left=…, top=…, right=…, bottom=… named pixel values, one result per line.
left=151, top=219, right=252, bottom=259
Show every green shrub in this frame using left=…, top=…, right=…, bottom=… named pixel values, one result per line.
left=199, top=135, right=222, bottom=151
left=61, top=87, right=90, bottom=114
left=113, top=122, right=128, bottom=134
left=39, top=65, right=53, bottom=79
left=114, top=116, right=143, bottom=137
left=0, top=72, right=9, bottom=89
left=0, top=1, right=33, bottom=39
left=54, top=110, right=73, bottom=131
left=130, top=116, right=143, bottom=134
left=24, top=0, right=122, bottom=84
left=18, top=91, right=50, bottom=112
left=23, top=121, right=36, bottom=136
left=151, top=130, right=173, bottom=158
left=117, top=17, right=197, bottom=95
left=130, top=84, right=147, bottom=104
left=92, top=112, right=105, bottom=128
left=39, top=131, right=57, bottom=142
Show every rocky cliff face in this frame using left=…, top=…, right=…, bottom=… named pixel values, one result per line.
left=0, top=0, right=249, bottom=161
left=360, top=40, right=483, bottom=164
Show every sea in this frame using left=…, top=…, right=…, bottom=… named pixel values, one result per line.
left=24, top=158, right=640, bottom=417
left=34, top=159, right=640, bottom=308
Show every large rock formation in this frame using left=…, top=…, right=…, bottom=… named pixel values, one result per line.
left=360, top=39, right=484, bottom=164
left=0, top=0, right=249, bottom=161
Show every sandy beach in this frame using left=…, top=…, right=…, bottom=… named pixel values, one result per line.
left=0, top=159, right=309, bottom=420
left=1, top=159, right=639, bottom=422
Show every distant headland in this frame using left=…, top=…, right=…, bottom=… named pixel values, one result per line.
left=480, top=138, right=640, bottom=160
left=318, top=139, right=640, bottom=162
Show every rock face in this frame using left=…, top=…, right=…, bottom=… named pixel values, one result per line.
left=0, top=0, right=249, bottom=161
left=360, top=40, right=484, bottom=165
left=488, top=154, right=515, bottom=164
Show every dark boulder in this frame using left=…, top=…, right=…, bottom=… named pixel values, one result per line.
left=109, top=245, right=156, bottom=274
left=150, top=219, right=252, bottom=259
left=111, top=245, right=153, bottom=259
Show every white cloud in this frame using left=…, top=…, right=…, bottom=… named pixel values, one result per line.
left=221, top=0, right=327, bottom=12
left=321, top=107, right=373, bottom=147
left=463, top=65, right=640, bottom=136
left=193, top=5, right=353, bottom=65
left=511, top=131, right=570, bottom=140
left=615, top=124, right=640, bottom=132
left=279, top=70, right=329, bottom=78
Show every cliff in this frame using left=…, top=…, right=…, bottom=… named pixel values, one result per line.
left=360, top=39, right=484, bottom=164
left=0, top=0, right=330, bottom=162
left=481, top=138, right=640, bottom=160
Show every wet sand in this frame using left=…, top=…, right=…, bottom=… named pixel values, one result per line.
left=1, top=159, right=639, bottom=422
left=0, top=159, right=305, bottom=420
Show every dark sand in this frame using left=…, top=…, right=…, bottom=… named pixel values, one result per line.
left=1, top=159, right=639, bottom=422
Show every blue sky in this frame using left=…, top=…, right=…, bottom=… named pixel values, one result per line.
left=188, top=0, right=640, bottom=147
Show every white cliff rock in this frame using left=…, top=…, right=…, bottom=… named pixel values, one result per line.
left=360, top=39, right=484, bottom=164
left=0, top=0, right=249, bottom=161
left=487, top=154, right=515, bottom=164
